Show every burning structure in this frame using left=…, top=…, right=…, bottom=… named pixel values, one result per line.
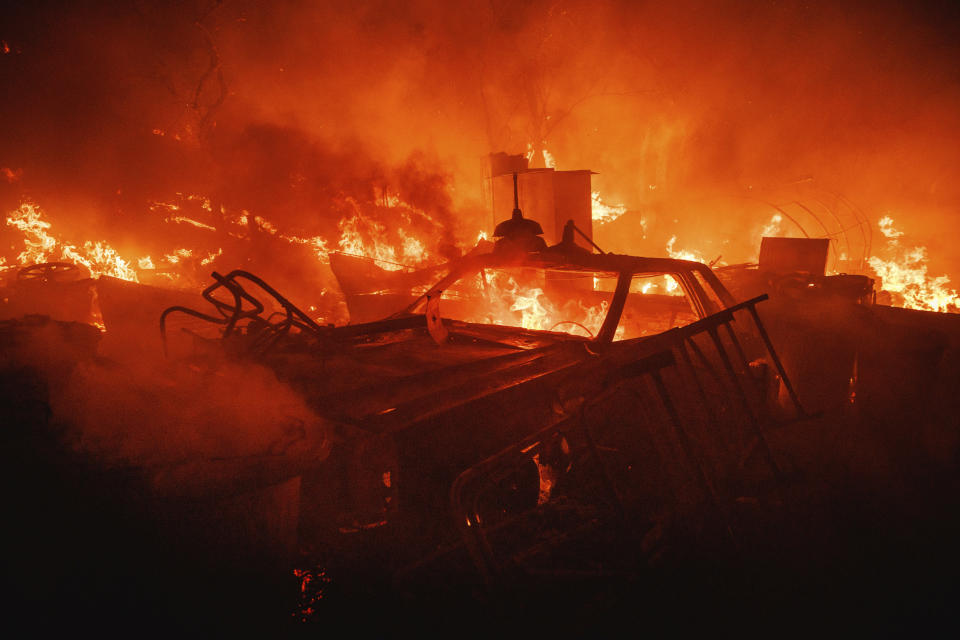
left=2, top=0, right=960, bottom=634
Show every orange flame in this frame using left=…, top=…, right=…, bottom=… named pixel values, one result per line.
left=868, top=215, right=959, bottom=313
left=5, top=202, right=140, bottom=281
left=337, top=202, right=432, bottom=271
left=461, top=270, right=611, bottom=338
left=591, top=191, right=629, bottom=225
left=665, top=235, right=707, bottom=263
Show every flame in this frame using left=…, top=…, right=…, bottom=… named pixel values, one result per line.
left=2, top=167, right=23, bottom=182
left=337, top=203, right=432, bottom=271
left=398, top=228, right=427, bottom=264
left=5, top=202, right=140, bottom=281
left=3, top=189, right=445, bottom=328
left=542, top=147, right=556, bottom=169
left=591, top=191, right=628, bottom=225
left=531, top=144, right=632, bottom=229
left=509, top=285, right=550, bottom=330
left=877, top=215, right=904, bottom=239
left=200, top=248, right=223, bottom=266
left=164, top=248, right=193, bottom=264
left=867, top=216, right=959, bottom=313
left=167, top=215, right=216, bottom=231
left=760, top=213, right=783, bottom=238
left=282, top=233, right=330, bottom=263
left=666, top=235, right=707, bottom=263
left=338, top=214, right=399, bottom=269
left=457, top=270, right=610, bottom=337
left=254, top=216, right=279, bottom=235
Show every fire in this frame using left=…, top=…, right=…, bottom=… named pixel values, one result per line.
left=398, top=229, right=427, bottom=264
left=3, top=186, right=447, bottom=306
left=760, top=213, right=783, bottom=238
left=542, top=148, right=556, bottom=169
left=665, top=235, right=707, bottom=263
left=509, top=285, right=550, bottom=330
left=282, top=233, right=330, bottom=263
left=5, top=202, right=140, bottom=281
left=337, top=204, right=432, bottom=272
left=535, top=144, right=630, bottom=228
left=868, top=216, right=959, bottom=313
left=459, top=270, right=611, bottom=337
left=200, top=249, right=223, bottom=266
left=338, top=214, right=400, bottom=270
left=167, top=216, right=217, bottom=231
left=591, top=191, right=628, bottom=225
left=164, top=248, right=193, bottom=264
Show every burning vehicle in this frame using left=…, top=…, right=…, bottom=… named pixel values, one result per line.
left=149, top=182, right=809, bottom=618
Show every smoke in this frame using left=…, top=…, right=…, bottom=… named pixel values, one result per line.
left=54, top=353, right=333, bottom=498
left=1, top=0, right=959, bottom=272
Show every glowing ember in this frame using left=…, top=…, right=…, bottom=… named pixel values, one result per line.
left=200, top=249, right=223, bottom=266
left=292, top=565, right=331, bottom=622
left=868, top=216, right=959, bottom=313
left=164, top=248, right=193, bottom=264
left=254, top=216, right=279, bottom=235
left=167, top=216, right=216, bottom=231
